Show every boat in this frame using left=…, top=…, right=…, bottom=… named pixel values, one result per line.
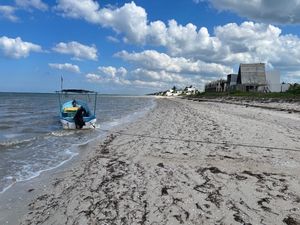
left=57, top=89, right=98, bottom=129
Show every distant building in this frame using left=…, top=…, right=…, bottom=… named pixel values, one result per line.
left=205, top=79, right=227, bottom=92
left=205, top=63, right=268, bottom=93
left=227, top=74, right=238, bottom=91
left=204, top=63, right=290, bottom=93
left=266, top=70, right=280, bottom=92
left=236, top=63, right=267, bottom=92
left=165, top=88, right=184, bottom=96
left=166, top=89, right=175, bottom=96
left=184, top=86, right=197, bottom=95
left=176, top=90, right=183, bottom=95
left=266, top=70, right=291, bottom=92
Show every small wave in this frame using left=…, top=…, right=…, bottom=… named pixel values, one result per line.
left=0, top=136, right=36, bottom=148
left=0, top=149, right=78, bottom=194
left=0, top=176, right=16, bottom=194
left=94, top=124, right=101, bottom=129
left=4, top=133, right=22, bottom=139
left=50, top=130, right=76, bottom=137
left=0, top=183, right=15, bottom=194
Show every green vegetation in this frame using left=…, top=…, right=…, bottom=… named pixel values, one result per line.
left=288, top=83, right=300, bottom=95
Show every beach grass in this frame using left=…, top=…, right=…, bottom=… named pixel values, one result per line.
left=191, top=89, right=300, bottom=100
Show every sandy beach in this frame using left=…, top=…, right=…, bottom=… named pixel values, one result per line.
left=6, top=97, right=300, bottom=225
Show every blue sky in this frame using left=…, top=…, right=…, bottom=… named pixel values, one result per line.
left=1, top=0, right=300, bottom=94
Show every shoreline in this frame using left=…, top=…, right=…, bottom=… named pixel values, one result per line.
left=0, top=95, right=156, bottom=194
left=0, top=132, right=103, bottom=225
left=0, top=98, right=156, bottom=225
left=2, top=98, right=300, bottom=224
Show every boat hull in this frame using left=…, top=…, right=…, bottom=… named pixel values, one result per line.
left=60, top=118, right=97, bottom=130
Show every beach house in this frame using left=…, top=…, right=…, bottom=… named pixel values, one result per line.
left=184, top=86, right=198, bottom=95
left=236, top=63, right=267, bottom=92
left=205, top=63, right=289, bottom=93
left=205, top=79, right=227, bottom=92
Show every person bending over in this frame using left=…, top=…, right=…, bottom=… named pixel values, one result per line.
left=74, top=106, right=86, bottom=129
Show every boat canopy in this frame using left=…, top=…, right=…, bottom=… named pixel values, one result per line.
left=57, top=89, right=97, bottom=94
left=56, top=89, right=98, bottom=117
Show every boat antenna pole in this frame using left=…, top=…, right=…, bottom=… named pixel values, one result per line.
left=61, top=75, right=63, bottom=91
left=94, top=92, right=97, bottom=116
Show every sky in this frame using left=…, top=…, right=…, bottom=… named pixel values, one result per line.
left=1, top=0, right=300, bottom=94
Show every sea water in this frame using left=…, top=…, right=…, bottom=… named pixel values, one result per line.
left=0, top=93, right=155, bottom=193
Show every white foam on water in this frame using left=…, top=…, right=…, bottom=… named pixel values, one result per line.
left=0, top=183, right=15, bottom=194
left=50, top=130, right=76, bottom=137
left=3, top=134, right=22, bottom=139
left=0, top=136, right=37, bottom=148
left=0, top=149, right=78, bottom=194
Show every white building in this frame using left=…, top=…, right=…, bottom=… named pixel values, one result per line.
left=166, top=89, right=174, bottom=96
left=266, top=70, right=291, bottom=92
left=186, top=87, right=196, bottom=95
left=165, top=89, right=183, bottom=96
left=266, top=70, right=280, bottom=92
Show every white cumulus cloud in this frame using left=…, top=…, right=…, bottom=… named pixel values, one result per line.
left=205, top=0, right=300, bottom=24
left=135, top=21, right=300, bottom=82
left=98, top=66, right=127, bottom=78
left=92, top=66, right=130, bottom=85
left=0, top=5, right=18, bottom=22
left=55, top=1, right=300, bottom=82
left=53, top=41, right=98, bottom=61
left=86, top=63, right=214, bottom=90
left=0, top=36, right=42, bottom=58
left=116, top=50, right=232, bottom=76
left=55, top=1, right=148, bottom=43
left=131, top=68, right=188, bottom=84
left=106, top=36, right=120, bottom=43
left=55, top=0, right=101, bottom=23
left=48, top=63, right=80, bottom=73
left=214, top=22, right=300, bottom=68
left=15, top=0, right=48, bottom=11
left=86, top=73, right=102, bottom=82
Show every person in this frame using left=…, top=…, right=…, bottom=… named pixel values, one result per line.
left=72, top=100, right=77, bottom=107
left=74, top=106, right=86, bottom=129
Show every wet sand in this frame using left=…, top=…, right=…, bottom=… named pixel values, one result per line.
left=9, top=98, right=300, bottom=224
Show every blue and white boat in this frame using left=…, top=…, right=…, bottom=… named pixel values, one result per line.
left=57, top=89, right=97, bottom=129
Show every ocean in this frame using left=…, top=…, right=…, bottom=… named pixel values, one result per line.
left=0, top=93, right=155, bottom=193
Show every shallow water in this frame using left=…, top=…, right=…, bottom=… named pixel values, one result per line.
left=0, top=93, right=155, bottom=193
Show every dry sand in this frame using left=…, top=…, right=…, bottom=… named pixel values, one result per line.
left=17, top=98, right=300, bottom=225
